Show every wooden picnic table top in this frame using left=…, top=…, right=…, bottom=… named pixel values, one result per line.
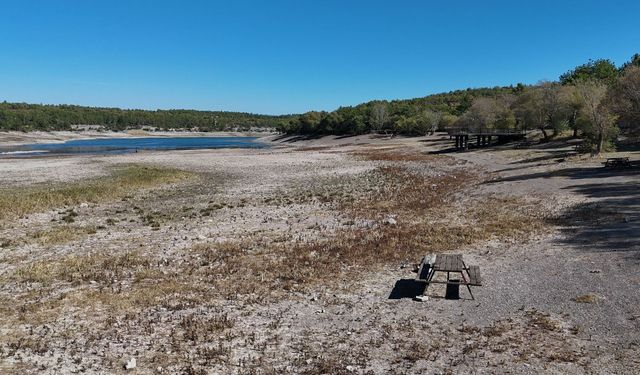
left=433, top=254, right=464, bottom=272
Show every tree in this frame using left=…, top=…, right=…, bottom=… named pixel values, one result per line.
left=539, top=82, right=570, bottom=136
left=370, top=102, right=389, bottom=133
left=560, top=59, right=618, bottom=85
left=619, top=53, right=640, bottom=71
left=609, top=65, right=640, bottom=138
left=558, top=85, right=584, bottom=138
left=514, top=88, right=549, bottom=139
left=574, top=80, right=618, bottom=155
left=421, top=110, right=442, bottom=135
left=458, top=97, right=498, bottom=131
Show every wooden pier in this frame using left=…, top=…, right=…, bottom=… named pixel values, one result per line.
left=447, top=128, right=527, bottom=150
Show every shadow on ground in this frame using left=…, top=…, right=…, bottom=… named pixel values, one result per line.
left=388, top=279, right=426, bottom=299
left=554, top=180, right=640, bottom=259
left=487, top=162, right=640, bottom=259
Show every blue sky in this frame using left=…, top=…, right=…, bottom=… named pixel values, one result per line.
left=1, top=1, right=638, bottom=115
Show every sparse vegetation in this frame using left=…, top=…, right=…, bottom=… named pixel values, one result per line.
left=572, top=294, right=599, bottom=303
left=0, top=165, right=191, bottom=220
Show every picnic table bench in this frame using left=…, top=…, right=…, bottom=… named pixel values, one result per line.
left=415, top=254, right=481, bottom=300
left=603, top=157, right=631, bottom=168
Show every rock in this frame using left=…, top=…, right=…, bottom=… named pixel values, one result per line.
left=80, top=203, right=89, bottom=208
left=415, top=295, right=429, bottom=302
left=385, top=217, right=397, bottom=225
left=124, top=358, right=136, bottom=370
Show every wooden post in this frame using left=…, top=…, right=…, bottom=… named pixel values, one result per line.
left=464, top=135, right=469, bottom=150
left=476, top=135, right=481, bottom=147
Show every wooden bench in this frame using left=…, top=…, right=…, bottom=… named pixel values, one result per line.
left=604, top=157, right=631, bottom=168
left=466, top=265, right=482, bottom=286
left=415, top=254, right=435, bottom=281
left=415, top=253, right=481, bottom=300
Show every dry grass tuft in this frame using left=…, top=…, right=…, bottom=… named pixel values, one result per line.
left=0, top=165, right=191, bottom=220
left=353, top=148, right=451, bottom=162
left=27, top=225, right=97, bottom=246
left=572, top=294, right=599, bottom=303
left=12, top=251, right=150, bottom=285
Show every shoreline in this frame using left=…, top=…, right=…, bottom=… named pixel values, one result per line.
left=0, top=130, right=279, bottom=147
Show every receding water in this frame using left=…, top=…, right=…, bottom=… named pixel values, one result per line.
left=0, top=136, right=268, bottom=157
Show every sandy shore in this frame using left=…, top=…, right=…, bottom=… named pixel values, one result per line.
left=0, top=134, right=638, bottom=374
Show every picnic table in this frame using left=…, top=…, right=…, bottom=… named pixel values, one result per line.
left=415, top=254, right=481, bottom=300
left=603, top=157, right=631, bottom=168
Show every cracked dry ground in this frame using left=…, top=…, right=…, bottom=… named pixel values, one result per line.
left=0, top=144, right=638, bottom=374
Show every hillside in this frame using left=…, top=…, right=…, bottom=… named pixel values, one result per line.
left=0, top=102, right=297, bottom=132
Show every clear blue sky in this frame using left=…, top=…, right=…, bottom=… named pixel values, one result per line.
left=1, top=1, right=638, bottom=115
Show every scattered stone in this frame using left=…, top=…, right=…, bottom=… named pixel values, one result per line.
left=385, top=217, right=397, bottom=225
left=124, top=358, right=136, bottom=370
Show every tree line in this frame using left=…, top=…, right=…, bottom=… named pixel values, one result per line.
left=0, top=103, right=296, bottom=132
left=280, top=54, right=640, bottom=154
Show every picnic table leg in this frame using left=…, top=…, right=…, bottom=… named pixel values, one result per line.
left=422, top=266, right=437, bottom=296
left=461, top=263, right=475, bottom=301
left=466, top=284, right=474, bottom=300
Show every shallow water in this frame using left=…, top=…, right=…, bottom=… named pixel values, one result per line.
left=0, top=136, right=268, bottom=157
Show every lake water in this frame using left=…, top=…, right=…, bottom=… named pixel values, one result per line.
left=0, top=136, right=268, bottom=157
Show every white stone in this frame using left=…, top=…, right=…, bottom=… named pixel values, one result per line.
left=124, top=358, right=136, bottom=370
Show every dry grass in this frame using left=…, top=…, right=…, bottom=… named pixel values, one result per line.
left=12, top=251, right=150, bottom=285
left=572, top=294, right=599, bottom=303
left=171, top=162, right=547, bottom=299
left=0, top=165, right=191, bottom=220
left=353, top=148, right=451, bottom=162
left=26, top=225, right=97, bottom=246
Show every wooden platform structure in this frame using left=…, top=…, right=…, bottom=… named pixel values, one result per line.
left=447, top=128, right=527, bottom=150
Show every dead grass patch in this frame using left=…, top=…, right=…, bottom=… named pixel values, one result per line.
left=353, top=148, right=453, bottom=163
left=12, top=251, right=150, bottom=285
left=26, top=225, right=97, bottom=246
left=0, top=165, right=191, bottom=220
left=572, top=294, right=599, bottom=303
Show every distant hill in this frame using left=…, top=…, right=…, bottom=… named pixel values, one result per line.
left=278, top=85, right=523, bottom=135
left=0, top=102, right=297, bottom=132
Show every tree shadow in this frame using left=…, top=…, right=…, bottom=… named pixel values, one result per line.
left=486, top=165, right=640, bottom=184
left=270, top=134, right=325, bottom=143
left=552, top=180, right=640, bottom=259
left=486, top=161, right=639, bottom=259
left=509, top=150, right=572, bottom=164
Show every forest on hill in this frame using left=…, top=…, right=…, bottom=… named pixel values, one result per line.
left=281, top=54, right=640, bottom=154
left=1, top=54, right=638, bottom=154
left=0, top=104, right=295, bottom=132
